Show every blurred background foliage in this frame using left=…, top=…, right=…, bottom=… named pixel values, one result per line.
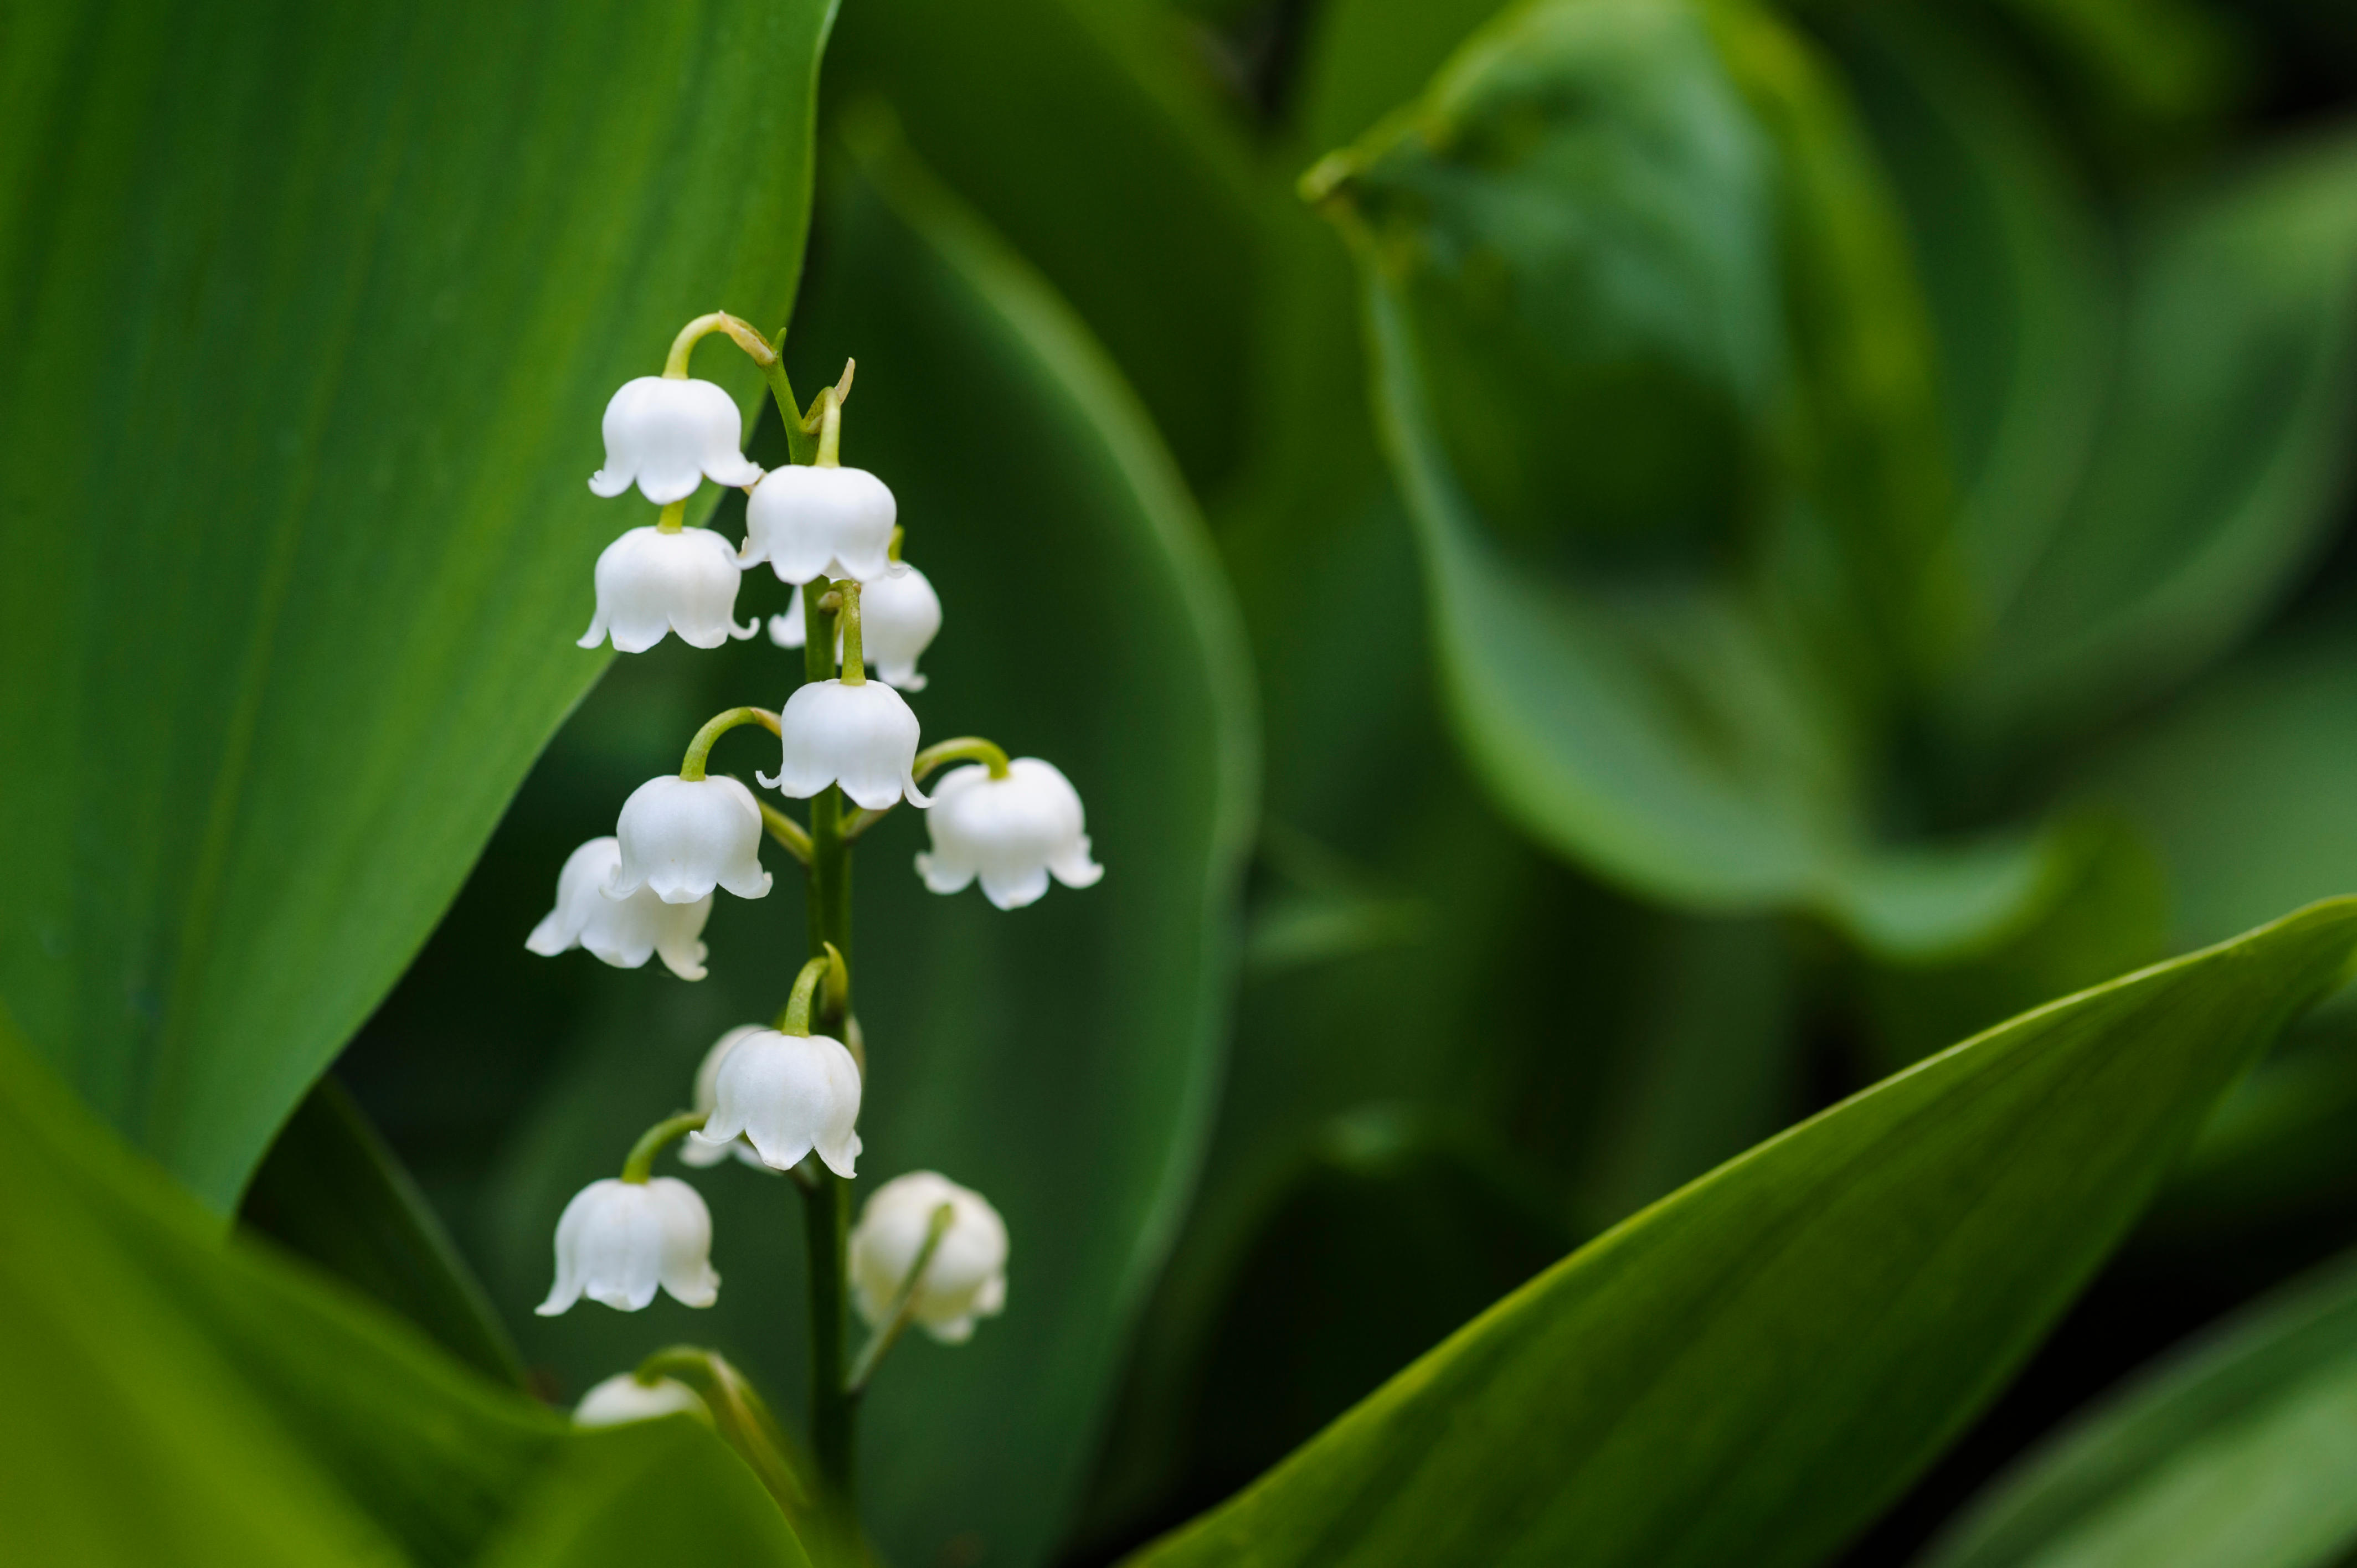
left=15, top=0, right=2357, bottom=1562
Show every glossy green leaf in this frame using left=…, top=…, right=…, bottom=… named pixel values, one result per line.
left=241, top=1076, right=527, bottom=1388
left=822, top=0, right=1264, bottom=489
left=0, top=1016, right=807, bottom=1567
left=1919, top=1244, right=2357, bottom=1568
left=464, top=126, right=1256, bottom=1568
left=1130, top=898, right=2357, bottom=1568
left=1945, top=127, right=2357, bottom=750
left=1323, top=0, right=2079, bottom=956
left=0, top=0, right=833, bottom=1211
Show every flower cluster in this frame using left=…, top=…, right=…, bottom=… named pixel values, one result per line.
left=520, top=313, right=1089, bottom=1481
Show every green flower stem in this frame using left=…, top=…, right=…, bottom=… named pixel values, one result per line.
left=758, top=800, right=813, bottom=865
left=761, top=329, right=819, bottom=468
left=655, top=498, right=687, bottom=535
left=776, top=945, right=847, bottom=1038
left=840, top=736, right=1009, bottom=842
left=663, top=310, right=773, bottom=378
left=843, top=1202, right=955, bottom=1396
left=679, top=706, right=780, bottom=781
left=620, top=1111, right=708, bottom=1184
left=634, top=1347, right=813, bottom=1526
left=836, top=581, right=866, bottom=687
left=797, top=558, right=859, bottom=1537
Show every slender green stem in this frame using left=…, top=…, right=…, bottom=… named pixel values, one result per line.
left=887, top=525, right=903, bottom=565
left=762, top=330, right=819, bottom=468
left=840, top=736, right=1010, bottom=842
left=656, top=499, right=687, bottom=535
left=621, top=1111, right=708, bottom=1184
left=843, top=1203, right=955, bottom=1395
left=664, top=311, right=773, bottom=378
left=680, top=706, right=780, bottom=781
left=836, top=581, right=866, bottom=687
left=776, top=945, right=847, bottom=1038
left=758, top=801, right=812, bottom=865
left=634, top=1347, right=812, bottom=1524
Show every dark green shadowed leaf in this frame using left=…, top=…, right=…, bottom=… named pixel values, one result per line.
left=1320, top=0, right=2077, bottom=956
left=0, top=0, right=835, bottom=1211
left=1919, top=1245, right=2357, bottom=1568
left=240, top=1076, right=527, bottom=1388
left=0, top=1017, right=809, bottom=1567
left=1128, top=899, right=2357, bottom=1568
left=476, top=125, right=1257, bottom=1568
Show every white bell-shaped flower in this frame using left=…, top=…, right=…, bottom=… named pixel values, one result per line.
left=526, top=837, right=712, bottom=980
left=771, top=563, right=942, bottom=691
left=917, top=759, right=1104, bottom=910
left=690, top=1028, right=862, bottom=1177
left=610, top=775, right=771, bottom=904
left=588, top=376, right=762, bottom=504
left=850, top=1172, right=1008, bottom=1344
left=574, top=1373, right=709, bottom=1428
left=537, top=1177, right=719, bottom=1315
left=679, top=1025, right=774, bottom=1172
left=577, top=527, right=757, bottom=653
left=739, top=465, right=897, bottom=584
left=761, top=680, right=929, bottom=812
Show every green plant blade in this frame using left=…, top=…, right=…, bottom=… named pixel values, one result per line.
left=0, top=0, right=834, bottom=1212
left=464, top=124, right=1257, bottom=1568
left=240, top=1076, right=527, bottom=1389
left=0, top=1017, right=807, bottom=1567
left=1127, top=898, right=2357, bottom=1568
left=1918, top=1245, right=2357, bottom=1568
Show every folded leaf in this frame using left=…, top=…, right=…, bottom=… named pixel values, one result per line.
left=1919, top=1244, right=2357, bottom=1568
left=0, top=0, right=834, bottom=1212
left=1128, top=898, right=2357, bottom=1568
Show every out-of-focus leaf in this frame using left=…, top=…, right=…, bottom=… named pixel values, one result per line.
left=1128, top=898, right=2357, bottom=1568
left=822, top=0, right=1263, bottom=489
left=240, top=1076, right=527, bottom=1389
left=1320, top=0, right=2081, bottom=956
left=0, top=0, right=835, bottom=1212
left=0, top=1016, right=807, bottom=1567
left=1946, top=130, right=2357, bottom=751
left=2073, top=617, right=2357, bottom=950
left=1984, top=0, right=2248, bottom=142
left=1918, top=1245, right=2357, bottom=1568
left=471, top=126, right=1257, bottom=1568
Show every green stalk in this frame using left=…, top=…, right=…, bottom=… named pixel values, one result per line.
left=799, top=566, right=858, bottom=1551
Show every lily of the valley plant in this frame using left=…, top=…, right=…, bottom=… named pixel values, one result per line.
left=527, top=311, right=1090, bottom=1555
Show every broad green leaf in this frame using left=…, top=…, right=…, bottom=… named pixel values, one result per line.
left=241, top=1076, right=527, bottom=1389
left=1321, top=0, right=2077, bottom=956
left=1919, top=1244, right=2357, bottom=1568
left=1129, top=898, right=2357, bottom=1568
left=0, top=0, right=833, bottom=1211
left=822, top=0, right=1264, bottom=489
left=460, top=127, right=1256, bottom=1568
left=0, top=1017, right=807, bottom=1567
left=1944, top=127, right=2357, bottom=750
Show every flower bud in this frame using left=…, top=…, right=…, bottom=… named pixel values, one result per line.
left=917, top=759, right=1104, bottom=910
left=588, top=376, right=761, bottom=504
left=573, top=1373, right=709, bottom=1428
left=690, top=1028, right=862, bottom=1177
left=526, top=837, right=711, bottom=979
left=771, top=561, right=942, bottom=692
left=850, top=1172, right=1008, bottom=1344
left=577, top=526, right=757, bottom=653
left=762, top=680, right=929, bottom=811
left=537, top=1177, right=719, bottom=1315
left=739, top=465, right=896, bottom=584
left=610, top=775, right=771, bottom=904
left=678, top=1025, right=773, bottom=1171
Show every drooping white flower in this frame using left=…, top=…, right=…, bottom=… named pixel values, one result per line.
left=690, top=1028, right=862, bottom=1177
left=574, top=1373, right=710, bottom=1428
left=917, top=759, right=1104, bottom=910
left=849, top=1172, right=1008, bottom=1345
left=761, top=681, right=929, bottom=812
left=610, top=775, right=771, bottom=904
left=679, top=1025, right=774, bottom=1172
left=588, top=376, right=762, bottom=504
left=577, top=527, right=757, bottom=653
left=537, top=1177, right=719, bottom=1315
left=526, top=837, right=712, bottom=980
left=771, top=563, right=942, bottom=691
left=739, top=466, right=897, bottom=584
